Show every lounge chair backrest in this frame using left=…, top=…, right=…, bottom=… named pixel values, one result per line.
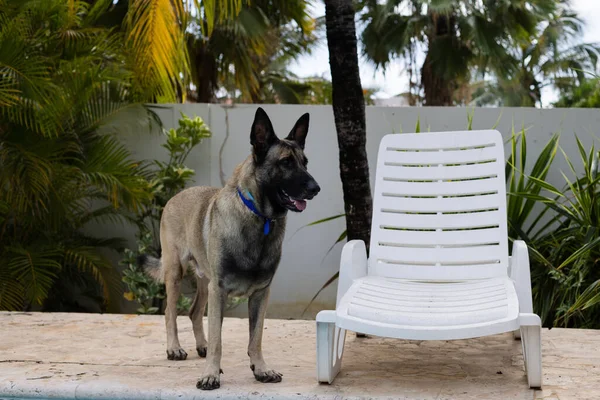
left=369, top=130, right=509, bottom=280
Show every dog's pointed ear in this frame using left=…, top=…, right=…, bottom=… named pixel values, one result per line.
left=286, top=113, right=309, bottom=149
left=250, top=107, right=278, bottom=163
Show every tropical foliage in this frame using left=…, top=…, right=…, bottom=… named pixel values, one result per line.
left=0, top=0, right=269, bottom=312
left=91, top=0, right=248, bottom=102
left=0, top=0, right=157, bottom=311
left=189, top=0, right=316, bottom=102
left=554, top=77, right=600, bottom=108
left=104, top=0, right=371, bottom=105
left=358, top=0, right=541, bottom=105
left=472, top=8, right=600, bottom=107
left=358, top=0, right=600, bottom=107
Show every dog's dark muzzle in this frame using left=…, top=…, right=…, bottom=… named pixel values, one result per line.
left=278, top=176, right=320, bottom=212
left=304, top=179, right=320, bottom=200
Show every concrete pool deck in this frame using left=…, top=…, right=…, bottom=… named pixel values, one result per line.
left=0, top=312, right=598, bottom=400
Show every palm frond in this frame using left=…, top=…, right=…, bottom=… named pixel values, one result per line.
left=0, top=132, right=60, bottom=215
left=81, top=135, right=151, bottom=212
left=200, top=0, right=247, bottom=36
left=63, top=245, right=121, bottom=310
left=84, top=0, right=114, bottom=25
left=360, top=2, right=410, bottom=69
left=4, top=245, right=62, bottom=306
left=0, top=15, right=60, bottom=135
left=126, top=0, right=188, bottom=101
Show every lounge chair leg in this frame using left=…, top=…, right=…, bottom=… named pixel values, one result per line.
left=513, top=329, right=521, bottom=340
left=316, top=311, right=346, bottom=384
left=520, top=314, right=542, bottom=389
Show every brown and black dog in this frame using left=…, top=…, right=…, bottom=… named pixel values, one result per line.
left=139, top=107, right=320, bottom=390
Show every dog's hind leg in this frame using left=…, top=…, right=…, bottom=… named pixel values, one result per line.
left=248, top=287, right=282, bottom=383
left=163, top=251, right=187, bottom=361
left=189, top=274, right=209, bottom=358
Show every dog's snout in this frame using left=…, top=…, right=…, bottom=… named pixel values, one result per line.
left=306, top=180, right=320, bottom=198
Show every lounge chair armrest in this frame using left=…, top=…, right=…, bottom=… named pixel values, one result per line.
left=336, top=240, right=368, bottom=306
left=511, top=240, right=534, bottom=314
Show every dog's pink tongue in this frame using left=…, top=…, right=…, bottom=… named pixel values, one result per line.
left=293, top=199, right=307, bottom=211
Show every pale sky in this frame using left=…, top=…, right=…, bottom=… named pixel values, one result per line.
left=289, top=0, right=600, bottom=104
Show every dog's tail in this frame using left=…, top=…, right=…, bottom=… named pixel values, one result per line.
left=137, top=254, right=164, bottom=282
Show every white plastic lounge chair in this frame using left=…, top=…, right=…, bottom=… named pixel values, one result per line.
left=316, top=130, right=542, bottom=388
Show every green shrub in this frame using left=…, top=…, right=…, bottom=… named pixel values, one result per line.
left=121, top=114, right=210, bottom=315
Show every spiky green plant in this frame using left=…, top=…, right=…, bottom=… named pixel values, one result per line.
left=505, top=128, right=560, bottom=246
left=514, top=138, right=600, bottom=327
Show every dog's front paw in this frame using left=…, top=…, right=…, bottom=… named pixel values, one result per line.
left=197, top=346, right=207, bottom=358
left=196, top=374, right=220, bottom=390
left=251, top=365, right=283, bottom=383
left=166, top=348, right=187, bottom=361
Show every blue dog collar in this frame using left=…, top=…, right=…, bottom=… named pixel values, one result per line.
left=237, top=188, right=272, bottom=235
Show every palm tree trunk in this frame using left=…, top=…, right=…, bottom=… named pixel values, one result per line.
left=421, top=50, right=453, bottom=106
left=421, top=13, right=457, bottom=106
left=190, top=40, right=217, bottom=103
left=324, top=0, right=372, bottom=248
